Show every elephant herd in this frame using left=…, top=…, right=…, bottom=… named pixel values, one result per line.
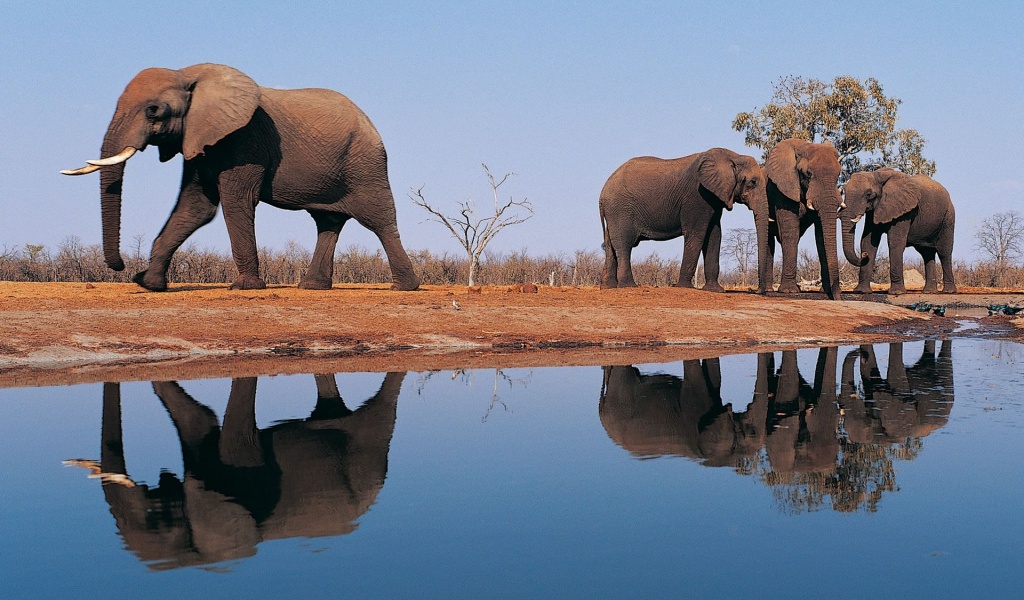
left=70, top=342, right=952, bottom=568
left=600, top=140, right=958, bottom=299
left=62, top=63, right=957, bottom=299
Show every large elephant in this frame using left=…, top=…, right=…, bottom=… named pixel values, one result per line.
left=68, top=372, right=404, bottom=570
left=599, top=147, right=770, bottom=292
left=764, top=138, right=844, bottom=299
left=841, top=169, right=957, bottom=294
left=62, top=63, right=420, bottom=292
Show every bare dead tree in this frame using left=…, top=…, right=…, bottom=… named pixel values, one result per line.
left=975, top=210, right=1024, bottom=287
left=724, top=228, right=758, bottom=287
left=410, top=164, right=534, bottom=286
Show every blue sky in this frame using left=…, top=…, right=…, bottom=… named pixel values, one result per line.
left=2, top=1, right=1022, bottom=264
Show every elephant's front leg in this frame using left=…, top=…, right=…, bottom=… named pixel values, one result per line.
left=220, top=166, right=267, bottom=290
left=854, top=227, right=881, bottom=294
left=220, top=378, right=265, bottom=467
left=886, top=226, right=909, bottom=295
left=676, top=234, right=704, bottom=288
left=773, top=204, right=801, bottom=293
left=299, top=211, right=349, bottom=290
left=700, top=220, right=725, bottom=293
left=136, top=166, right=218, bottom=291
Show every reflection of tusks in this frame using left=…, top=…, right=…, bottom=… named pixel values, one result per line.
left=86, top=146, right=137, bottom=166
left=60, top=164, right=101, bottom=176
left=62, top=458, right=137, bottom=488
left=852, top=215, right=862, bottom=223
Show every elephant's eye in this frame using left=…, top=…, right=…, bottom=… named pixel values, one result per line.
left=747, top=179, right=757, bottom=188
left=145, top=103, right=168, bottom=119
left=865, top=190, right=876, bottom=200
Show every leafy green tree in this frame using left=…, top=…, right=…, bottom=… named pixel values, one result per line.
left=733, top=76, right=936, bottom=183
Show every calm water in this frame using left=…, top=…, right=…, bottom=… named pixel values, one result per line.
left=1, top=339, right=1022, bottom=599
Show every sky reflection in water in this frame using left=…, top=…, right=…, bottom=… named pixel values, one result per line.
left=1, top=339, right=1021, bottom=599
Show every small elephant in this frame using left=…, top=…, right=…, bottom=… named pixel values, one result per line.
left=764, top=138, right=844, bottom=299
left=62, top=63, right=420, bottom=292
left=599, top=147, right=770, bottom=292
left=841, top=168, right=956, bottom=294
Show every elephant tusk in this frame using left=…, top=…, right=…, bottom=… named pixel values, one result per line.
left=60, top=164, right=102, bottom=176
left=851, top=215, right=862, bottom=223
left=86, top=146, right=137, bottom=167
left=806, top=199, right=816, bottom=210
left=840, top=200, right=847, bottom=209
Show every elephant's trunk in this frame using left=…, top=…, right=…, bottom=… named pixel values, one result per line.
left=841, top=215, right=867, bottom=266
left=99, top=140, right=127, bottom=271
left=820, top=205, right=842, bottom=300
left=752, top=196, right=771, bottom=294
left=97, top=112, right=147, bottom=272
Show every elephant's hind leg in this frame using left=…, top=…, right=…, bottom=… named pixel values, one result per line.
left=919, top=247, right=939, bottom=293
left=299, top=211, right=349, bottom=290
left=347, top=187, right=420, bottom=291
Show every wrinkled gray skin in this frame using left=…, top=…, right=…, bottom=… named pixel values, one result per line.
left=62, top=63, right=419, bottom=292
left=841, top=169, right=956, bottom=294
left=94, top=373, right=404, bottom=570
left=764, top=138, right=844, bottom=299
left=599, top=147, right=770, bottom=292
left=840, top=340, right=954, bottom=441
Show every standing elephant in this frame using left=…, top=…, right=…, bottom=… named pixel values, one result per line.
left=599, top=147, right=770, bottom=292
left=62, top=63, right=420, bottom=292
left=841, top=169, right=956, bottom=294
left=764, top=138, right=844, bottom=299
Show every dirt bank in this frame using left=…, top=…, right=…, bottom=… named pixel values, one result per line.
left=1, top=282, right=1021, bottom=388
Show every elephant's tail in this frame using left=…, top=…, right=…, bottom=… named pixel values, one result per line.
left=600, top=207, right=611, bottom=254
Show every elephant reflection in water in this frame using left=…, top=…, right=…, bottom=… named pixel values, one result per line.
left=841, top=340, right=954, bottom=443
left=600, top=341, right=954, bottom=512
left=600, top=349, right=838, bottom=471
left=76, top=372, right=404, bottom=570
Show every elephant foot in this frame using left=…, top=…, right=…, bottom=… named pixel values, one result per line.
left=887, top=286, right=906, bottom=296
left=776, top=282, right=800, bottom=294
left=132, top=271, right=167, bottom=292
left=390, top=277, right=421, bottom=291
left=852, top=285, right=873, bottom=294
left=939, top=284, right=958, bottom=294
left=701, top=283, right=726, bottom=293
left=298, top=278, right=333, bottom=290
left=229, top=276, right=267, bottom=290
left=922, top=286, right=939, bottom=294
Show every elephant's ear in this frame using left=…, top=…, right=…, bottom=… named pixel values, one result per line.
left=179, top=63, right=260, bottom=160
left=697, top=149, right=738, bottom=208
left=875, top=175, right=919, bottom=224
left=765, top=138, right=803, bottom=201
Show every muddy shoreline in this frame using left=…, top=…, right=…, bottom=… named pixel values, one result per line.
left=1, top=282, right=1021, bottom=388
